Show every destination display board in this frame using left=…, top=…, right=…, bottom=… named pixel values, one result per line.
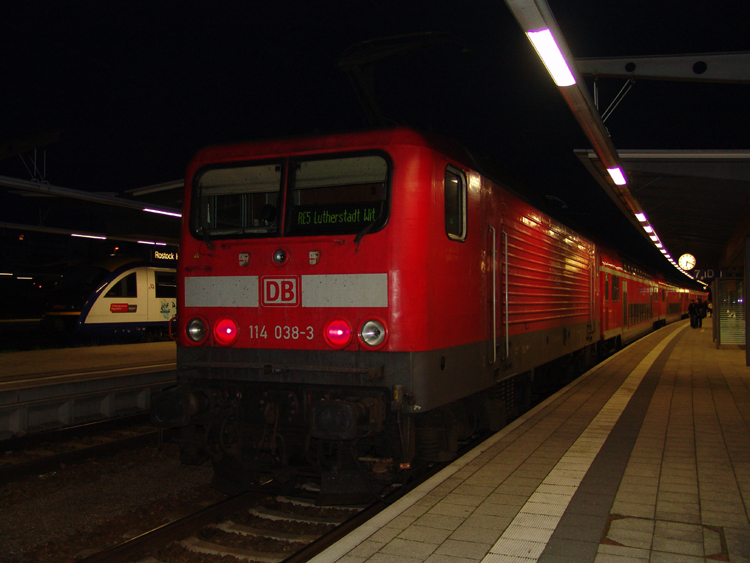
left=288, top=202, right=381, bottom=235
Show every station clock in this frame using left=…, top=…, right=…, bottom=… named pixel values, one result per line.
left=678, top=253, right=696, bottom=270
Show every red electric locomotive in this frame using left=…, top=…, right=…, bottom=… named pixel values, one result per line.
left=152, top=127, right=693, bottom=498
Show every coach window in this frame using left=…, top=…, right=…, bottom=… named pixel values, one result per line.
left=605, top=273, right=610, bottom=301
left=611, top=275, right=620, bottom=302
left=445, top=166, right=467, bottom=241
left=105, top=272, right=137, bottom=298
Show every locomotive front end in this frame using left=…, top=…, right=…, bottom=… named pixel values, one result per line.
left=152, top=132, right=421, bottom=499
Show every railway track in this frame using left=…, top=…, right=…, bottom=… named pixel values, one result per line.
left=73, top=427, right=494, bottom=563
left=1, top=387, right=534, bottom=563
left=0, top=414, right=163, bottom=484
left=79, top=491, right=373, bottom=563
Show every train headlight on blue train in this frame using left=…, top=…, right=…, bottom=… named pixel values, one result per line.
left=186, top=317, right=208, bottom=344
left=359, top=318, right=388, bottom=349
left=214, top=317, right=239, bottom=346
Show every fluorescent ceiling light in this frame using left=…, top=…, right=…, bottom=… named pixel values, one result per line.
left=643, top=225, right=653, bottom=233
left=137, top=240, right=167, bottom=246
left=649, top=235, right=659, bottom=242
left=607, top=167, right=627, bottom=185
left=635, top=213, right=647, bottom=222
left=656, top=243, right=663, bottom=248
left=71, top=233, right=106, bottom=240
left=144, top=208, right=182, bottom=218
left=526, top=29, right=576, bottom=87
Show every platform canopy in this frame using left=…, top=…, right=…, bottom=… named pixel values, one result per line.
left=503, top=0, right=750, bottom=279
left=576, top=149, right=750, bottom=275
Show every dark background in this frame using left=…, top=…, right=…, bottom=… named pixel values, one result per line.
left=0, top=0, right=747, bottom=315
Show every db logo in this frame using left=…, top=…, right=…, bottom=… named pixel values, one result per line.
left=262, top=276, right=300, bottom=307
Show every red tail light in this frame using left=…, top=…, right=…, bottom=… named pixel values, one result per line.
left=214, top=317, right=239, bottom=346
left=324, top=318, right=352, bottom=349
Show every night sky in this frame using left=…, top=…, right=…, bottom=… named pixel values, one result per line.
left=1, top=1, right=747, bottom=269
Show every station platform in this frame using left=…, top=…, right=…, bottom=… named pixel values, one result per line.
left=312, top=320, right=750, bottom=563
left=0, top=341, right=176, bottom=439
left=0, top=340, right=175, bottom=388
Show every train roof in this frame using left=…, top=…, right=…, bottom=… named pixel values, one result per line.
left=65, top=256, right=174, bottom=274
left=187, top=126, right=564, bottom=224
left=188, top=127, right=472, bottom=169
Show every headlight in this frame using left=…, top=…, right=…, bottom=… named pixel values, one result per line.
left=214, top=317, right=239, bottom=346
left=359, top=318, right=387, bottom=349
left=186, top=317, right=207, bottom=343
left=272, top=248, right=288, bottom=265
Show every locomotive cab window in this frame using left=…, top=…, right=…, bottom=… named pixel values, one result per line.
left=445, top=166, right=467, bottom=241
left=286, top=154, right=389, bottom=237
left=105, top=272, right=137, bottom=298
left=192, top=161, right=283, bottom=239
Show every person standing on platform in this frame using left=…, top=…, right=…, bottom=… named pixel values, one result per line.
left=689, top=299, right=698, bottom=328
left=697, top=297, right=707, bottom=328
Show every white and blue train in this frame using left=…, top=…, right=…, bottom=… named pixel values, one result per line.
left=42, top=255, right=177, bottom=340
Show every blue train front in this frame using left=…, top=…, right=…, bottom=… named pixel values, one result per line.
left=42, top=255, right=177, bottom=340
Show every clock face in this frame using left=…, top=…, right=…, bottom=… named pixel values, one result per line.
left=678, top=253, right=696, bottom=270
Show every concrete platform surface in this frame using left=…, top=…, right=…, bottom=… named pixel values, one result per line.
left=311, top=321, right=750, bottom=563
left=0, top=341, right=176, bottom=381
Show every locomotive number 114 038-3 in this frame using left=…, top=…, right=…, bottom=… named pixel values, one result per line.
left=248, top=325, right=314, bottom=340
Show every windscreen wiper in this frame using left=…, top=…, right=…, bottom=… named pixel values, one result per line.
left=354, top=200, right=385, bottom=251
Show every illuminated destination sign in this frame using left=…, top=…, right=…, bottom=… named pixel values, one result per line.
left=289, top=203, right=381, bottom=235
left=153, top=250, right=178, bottom=262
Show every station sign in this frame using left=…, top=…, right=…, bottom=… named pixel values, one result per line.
left=152, top=249, right=178, bottom=262
left=692, top=267, right=742, bottom=282
left=692, top=269, right=715, bottom=281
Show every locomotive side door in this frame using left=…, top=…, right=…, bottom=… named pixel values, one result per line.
left=488, top=223, right=499, bottom=365
left=486, top=192, right=503, bottom=368
left=622, top=280, right=628, bottom=329
left=481, top=175, right=502, bottom=368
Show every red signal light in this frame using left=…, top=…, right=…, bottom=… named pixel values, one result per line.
left=324, top=318, right=352, bottom=349
left=214, top=317, right=239, bottom=346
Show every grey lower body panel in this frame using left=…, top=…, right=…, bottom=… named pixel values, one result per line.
left=177, top=318, right=599, bottom=414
